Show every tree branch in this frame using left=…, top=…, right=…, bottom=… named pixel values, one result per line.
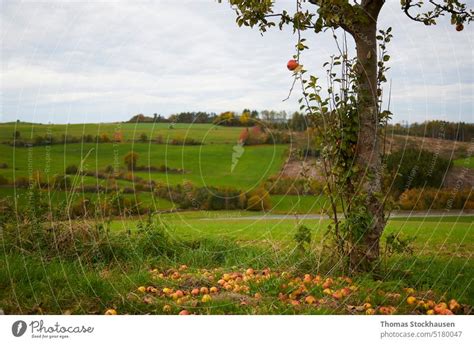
left=402, top=0, right=473, bottom=25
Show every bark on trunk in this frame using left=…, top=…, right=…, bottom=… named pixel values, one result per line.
left=349, top=10, right=386, bottom=273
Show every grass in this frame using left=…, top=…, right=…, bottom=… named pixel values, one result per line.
left=453, top=156, right=474, bottom=169
left=0, top=143, right=287, bottom=190
left=115, top=213, right=474, bottom=251
left=270, top=194, right=332, bottom=214
left=0, top=188, right=334, bottom=214
left=0, top=122, right=243, bottom=145
left=0, top=187, right=176, bottom=211
left=1, top=213, right=471, bottom=314
left=0, top=121, right=472, bottom=315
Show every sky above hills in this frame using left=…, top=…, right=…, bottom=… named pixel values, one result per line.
left=1, top=0, right=473, bottom=124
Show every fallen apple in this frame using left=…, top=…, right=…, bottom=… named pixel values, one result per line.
left=202, top=294, right=212, bottom=303
left=323, top=288, right=333, bottom=295
left=434, top=302, right=448, bottom=314
left=448, top=299, right=460, bottom=312
left=366, top=308, right=376, bottom=315
left=341, top=287, right=351, bottom=297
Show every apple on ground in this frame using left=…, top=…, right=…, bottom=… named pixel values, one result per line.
left=104, top=309, right=117, bottom=315
left=305, top=295, right=317, bottom=304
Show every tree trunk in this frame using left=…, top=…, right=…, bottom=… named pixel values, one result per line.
left=349, top=9, right=386, bottom=273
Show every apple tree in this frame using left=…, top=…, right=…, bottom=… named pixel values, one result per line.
left=220, top=0, right=472, bottom=273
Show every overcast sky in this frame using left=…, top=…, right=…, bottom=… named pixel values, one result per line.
left=1, top=0, right=472, bottom=124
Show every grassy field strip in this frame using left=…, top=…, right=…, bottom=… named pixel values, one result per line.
left=112, top=215, right=473, bottom=248
left=453, top=156, right=473, bottom=168
left=0, top=122, right=244, bottom=144
left=0, top=143, right=288, bottom=189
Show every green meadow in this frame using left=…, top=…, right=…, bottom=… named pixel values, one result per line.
left=0, top=142, right=287, bottom=189
left=0, top=122, right=243, bottom=144
left=1, top=121, right=473, bottom=315
left=1, top=213, right=472, bottom=314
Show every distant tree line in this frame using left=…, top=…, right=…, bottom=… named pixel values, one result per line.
left=127, top=110, right=311, bottom=132
left=387, top=121, right=474, bottom=142
left=128, top=112, right=217, bottom=124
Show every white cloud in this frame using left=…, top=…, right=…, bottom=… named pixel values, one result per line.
left=0, top=0, right=472, bottom=123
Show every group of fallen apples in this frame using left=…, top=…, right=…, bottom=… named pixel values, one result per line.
left=104, top=266, right=467, bottom=315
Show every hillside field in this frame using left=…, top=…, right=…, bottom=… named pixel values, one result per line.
left=0, top=121, right=473, bottom=315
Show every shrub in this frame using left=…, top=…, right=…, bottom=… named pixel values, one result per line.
left=135, top=215, right=177, bottom=257
left=246, top=188, right=271, bottom=211
left=294, top=225, right=312, bottom=252
left=83, top=134, right=94, bottom=143
left=170, top=136, right=201, bottom=146
left=383, top=233, right=416, bottom=257
left=124, top=151, right=139, bottom=171
left=113, top=131, right=123, bottom=142
left=265, top=130, right=291, bottom=144
left=99, top=134, right=111, bottom=143
left=239, top=126, right=268, bottom=145
left=65, top=164, right=79, bottom=175
left=2, top=220, right=135, bottom=264
left=0, top=175, right=9, bottom=185
left=139, top=133, right=148, bottom=142
left=104, top=165, right=114, bottom=174
left=155, top=184, right=245, bottom=211
left=265, top=177, right=323, bottom=195
left=53, top=175, right=71, bottom=190
left=399, top=188, right=474, bottom=210
left=69, top=198, right=94, bottom=218
left=14, top=176, right=30, bottom=188
left=386, top=148, right=452, bottom=195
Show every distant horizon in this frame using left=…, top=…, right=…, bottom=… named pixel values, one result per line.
left=1, top=1, right=472, bottom=125
left=1, top=115, right=473, bottom=126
